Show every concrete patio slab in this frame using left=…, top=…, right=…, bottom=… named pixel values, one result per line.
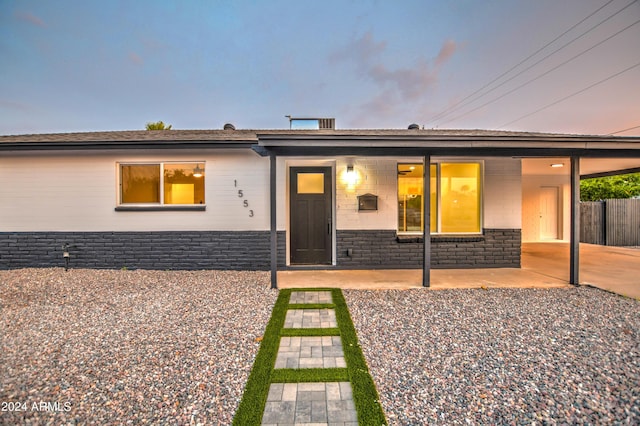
left=277, top=243, right=640, bottom=300
left=523, top=243, right=640, bottom=299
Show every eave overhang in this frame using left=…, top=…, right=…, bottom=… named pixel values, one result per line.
left=0, top=140, right=256, bottom=152
left=252, top=133, right=640, bottom=158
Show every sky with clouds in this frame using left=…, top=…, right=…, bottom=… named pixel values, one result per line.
left=1, top=0, right=639, bottom=135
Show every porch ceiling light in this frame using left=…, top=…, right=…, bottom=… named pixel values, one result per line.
left=550, top=163, right=564, bottom=168
left=193, top=164, right=204, bottom=177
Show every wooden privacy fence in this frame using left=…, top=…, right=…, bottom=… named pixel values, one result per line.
left=580, top=199, right=640, bottom=246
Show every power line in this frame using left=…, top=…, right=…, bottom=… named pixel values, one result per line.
left=432, top=0, right=637, bottom=123
left=439, top=17, right=640, bottom=126
left=608, top=124, right=640, bottom=135
left=498, top=61, right=640, bottom=128
left=436, top=1, right=639, bottom=126
left=428, top=0, right=618, bottom=124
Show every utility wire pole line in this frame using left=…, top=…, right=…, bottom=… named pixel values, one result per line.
left=499, top=61, right=640, bottom=128
left=429, top=0, right=637, bottom=126
left=439, top=18, right=640, bottom=126
left=608, top=124, right=640, bottom=135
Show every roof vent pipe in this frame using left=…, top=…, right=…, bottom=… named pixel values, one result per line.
left=408, top=123, right=420, bottom=130
left=223, top=123, right=236, bottom=130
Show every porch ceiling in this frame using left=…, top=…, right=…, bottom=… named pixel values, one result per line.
left=523, top=157, right=640, bottom=177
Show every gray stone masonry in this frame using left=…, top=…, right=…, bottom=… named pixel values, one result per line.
left=0, top=231, right=286, bottom=270
left=0, top=229, right=519, bottom=270
left=336, top=228, right=521, bottom=268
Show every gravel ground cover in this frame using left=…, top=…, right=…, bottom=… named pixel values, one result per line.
left=1, top=268, right=276, bottom=425
left=345, top=287, right=639, bottom=425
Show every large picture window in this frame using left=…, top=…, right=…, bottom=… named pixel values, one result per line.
left=398, top=162, right=481, bottom=234
left=119, top=162, right=205, bottom=205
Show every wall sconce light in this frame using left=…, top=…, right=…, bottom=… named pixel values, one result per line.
left=193, top=164, right=204, bottom=177
left=343, top=165, right=358, bottom=188
left=550, top=163, right=564, bottom=168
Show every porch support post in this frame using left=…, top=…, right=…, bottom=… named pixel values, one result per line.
left=270, top=152, right=278, bottom=289
left=423, top=154, right=431, bottom=287
left=570, top=155, right=580, bottom=285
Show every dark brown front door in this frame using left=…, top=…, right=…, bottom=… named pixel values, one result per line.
left=290, top=167, right=332, bottom=265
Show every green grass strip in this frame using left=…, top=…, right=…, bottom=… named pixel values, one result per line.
left=234, top=287, right=387, bottom=425
left=332, top=288, right=388, bottom=425
left=271, top=367, right=350, bottom=383
left=287, top=303, right=335, bottom=309
left=280, top=327, right=340, bottom=336
left=232, top=289, right=291, bottom=426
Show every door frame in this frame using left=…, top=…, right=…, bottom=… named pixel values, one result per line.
left=286, top=160, right=336, bottom=266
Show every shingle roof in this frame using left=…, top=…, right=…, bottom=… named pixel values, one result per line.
left=0, top=129, right=259, bottom=143
left=1, top=128, right=639, bottom=152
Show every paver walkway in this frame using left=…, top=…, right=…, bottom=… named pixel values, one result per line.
left=262, top=290, right=358, bottom=426
left=284, top=308, right=337, bottom=329
left=263, top=382, right=357, bottom=425
left=275, top=336, right=346, bottom=369
left=290, top=290, right=334, bottom=304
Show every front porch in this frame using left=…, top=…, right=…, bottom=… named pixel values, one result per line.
left=277, top=243, right=640, bottom=299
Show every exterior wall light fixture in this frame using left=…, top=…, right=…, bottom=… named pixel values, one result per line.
left=345, top=165, right=357, bottom=184
left=343, top=165, right=358, bottom=189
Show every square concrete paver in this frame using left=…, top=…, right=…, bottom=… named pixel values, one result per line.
left=275, top=336, right=346, bottom=369
left=284, top=309, right=337, bottom=329
left=262, top=382, right=357, bottom=425
left=290, top=291, right=333, bottom=304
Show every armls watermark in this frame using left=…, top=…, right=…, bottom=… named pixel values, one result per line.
left=2, top=401, right=72, bottom=412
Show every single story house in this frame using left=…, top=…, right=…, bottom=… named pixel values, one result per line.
left=1, top=118, right=639, bottom=287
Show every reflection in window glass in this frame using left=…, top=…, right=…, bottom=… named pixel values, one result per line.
left=164, top=163, right=205, bottom=204
left=121, top=165, right=160, bottom=203
left=398, top=164, right=424, bottom=232
left=120, top=162, right=205, bottom=205
left=398, top=162, right=481, bottom=234
left=440, top=163, right=480, bottom=233
left=398, top=164, right=437, bottom=232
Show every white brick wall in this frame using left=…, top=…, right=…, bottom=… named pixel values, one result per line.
left=1, top=152, right=524, bottom=233
left=336, top=157, right=398, bottom=230
left=335, top=156, right=522, bottom=231
left=0, top=150, right=271, bottom=231
left=484, top=157, right=522, bottom=229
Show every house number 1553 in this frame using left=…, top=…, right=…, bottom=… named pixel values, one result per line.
left=234, top=180, right=254, bottom=217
